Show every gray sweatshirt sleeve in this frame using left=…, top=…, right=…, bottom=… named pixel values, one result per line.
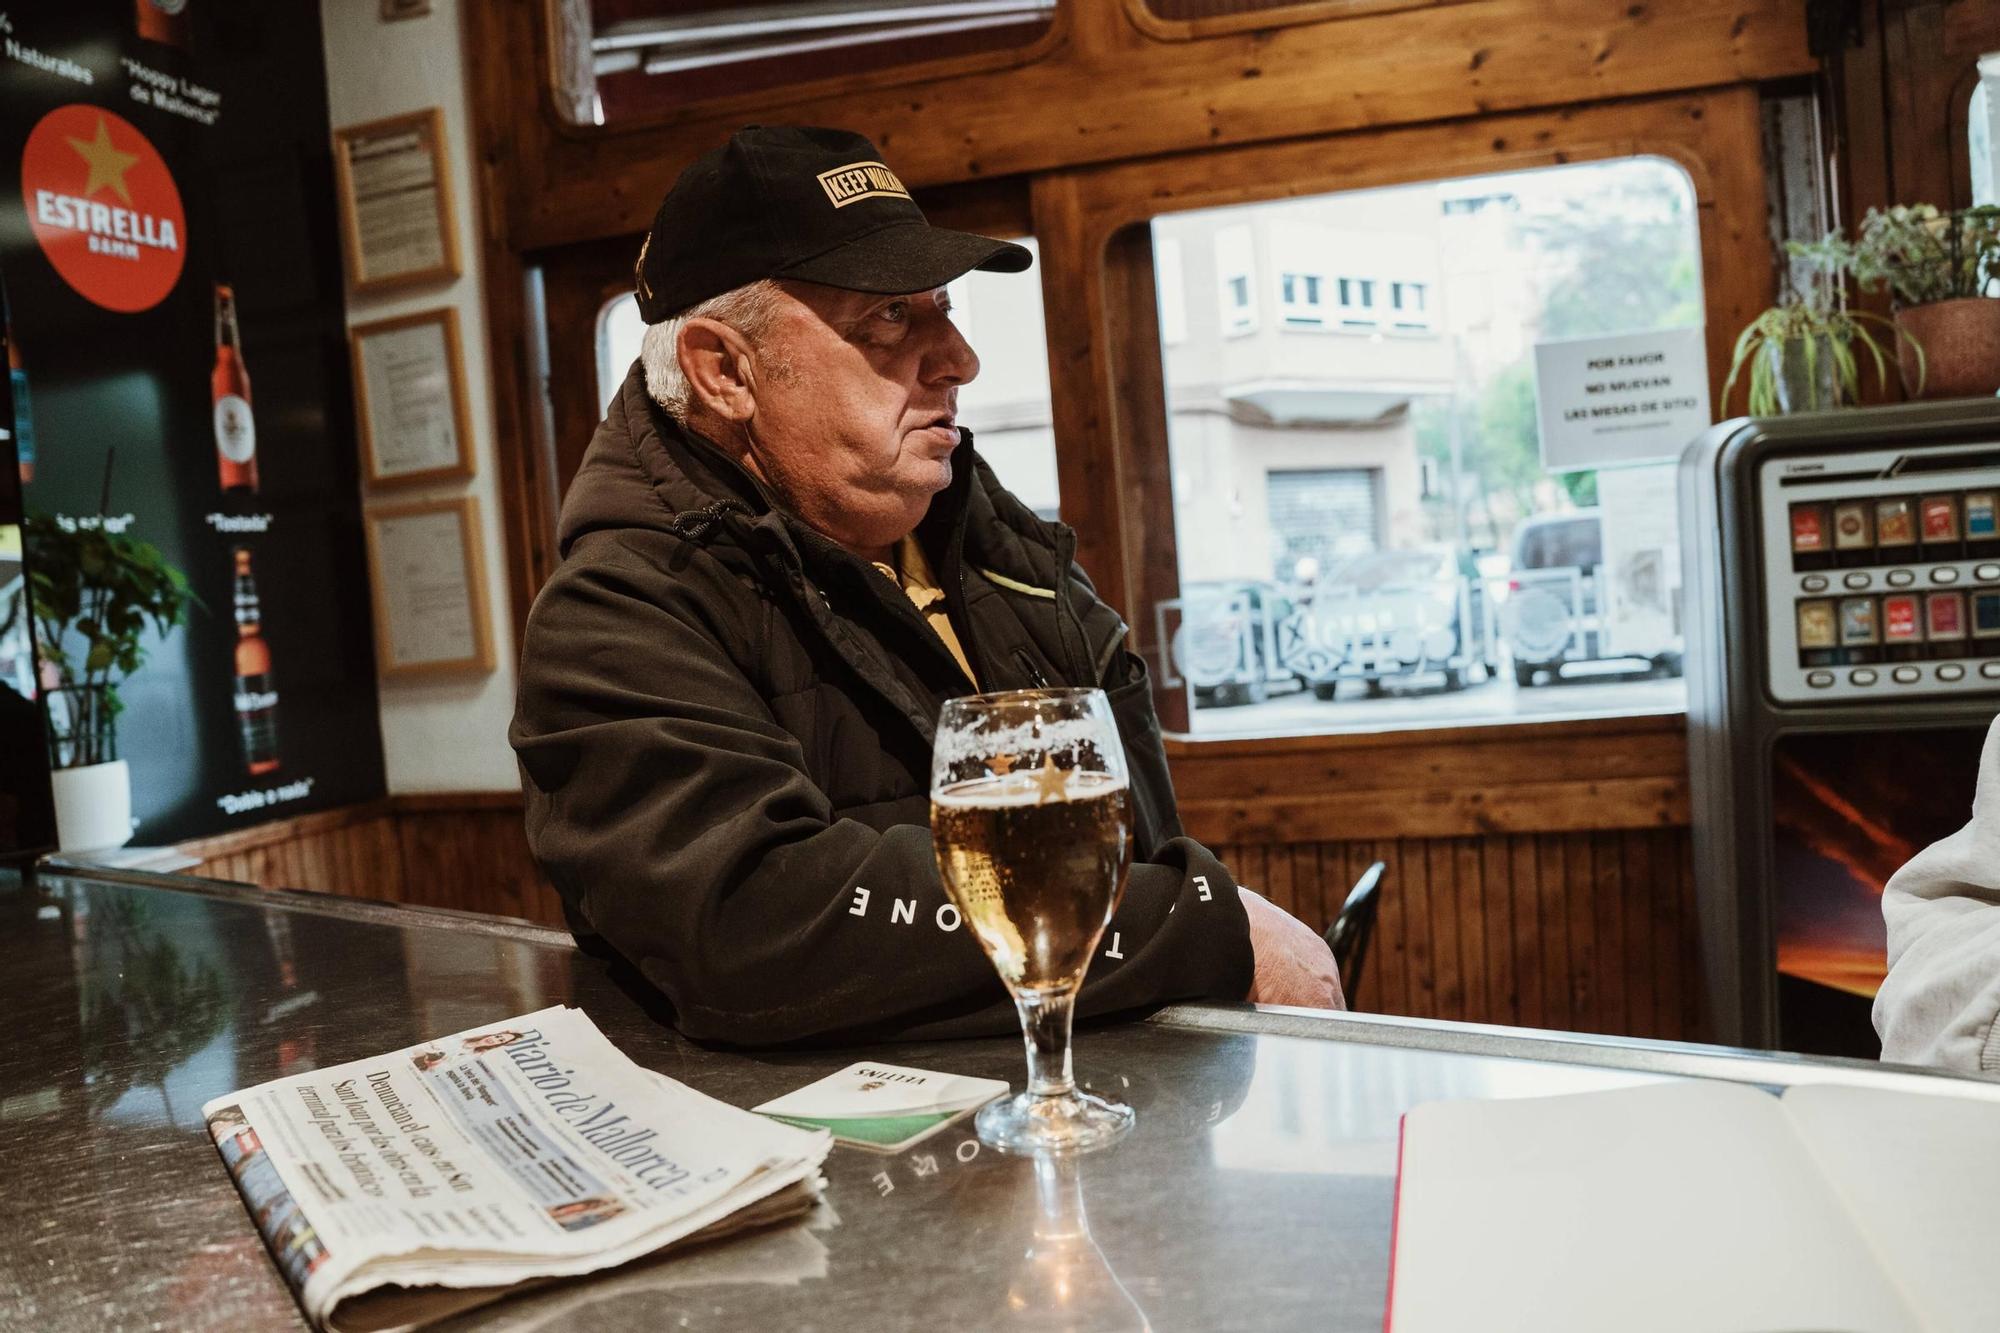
left=1873, top=714, right=2000, bottom=1073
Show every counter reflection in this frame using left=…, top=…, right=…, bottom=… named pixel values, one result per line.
left=1002, top=1148, right=1150, bottom=1331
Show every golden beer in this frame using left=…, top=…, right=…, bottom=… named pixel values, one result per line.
left=932, top=770, right=1131, bottom=993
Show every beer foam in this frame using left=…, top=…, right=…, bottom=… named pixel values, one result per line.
left=933, top=769, right=1125, bottom=807
left=933, top=715, right=1108, bottom=766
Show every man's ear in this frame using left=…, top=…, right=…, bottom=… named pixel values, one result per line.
left=678, top=319, right=757, bottom=423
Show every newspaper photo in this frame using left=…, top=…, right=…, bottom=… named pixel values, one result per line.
left=201, top=1006, right=830, bottom=1332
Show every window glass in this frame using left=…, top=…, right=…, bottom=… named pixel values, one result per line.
left=1156, top=238, right=1189, bottom=345
left=948, top=238, right=1059, bottom=518
left=1151, top=157, right=1701, bottom=732
left=598, top=292, right=646, bottom=413
left=1973, top=53, right=2000, bottom=207
left=1216, top=225, right=1258, bottom=334
left=595, top=239, right=1059, bottom=520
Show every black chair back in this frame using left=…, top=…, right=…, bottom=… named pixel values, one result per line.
left=1322, top=861, right=1385, bottom=1004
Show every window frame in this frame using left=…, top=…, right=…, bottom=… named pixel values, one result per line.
left=1029, top=88, right=1775, bottom=738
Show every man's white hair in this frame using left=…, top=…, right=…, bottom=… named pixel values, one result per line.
left=640, top=279, right=786, bottom=424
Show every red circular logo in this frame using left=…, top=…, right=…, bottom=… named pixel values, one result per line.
left=21, top=105, right=186, bottom=313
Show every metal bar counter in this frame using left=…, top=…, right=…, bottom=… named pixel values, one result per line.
left=4, top=865, right=1994, bottom=1331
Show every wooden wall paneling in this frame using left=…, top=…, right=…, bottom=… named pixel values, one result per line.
left=395, top=794, right=565, bottom=926
left=473, top=0, right=1811, bottom=253
left=1427, top=838, right=1464, bottom=1018
left=1653, top=829, right=1691, bottom=1036
left=1168, top=713, right=1691, bottom=844
left=1505, top=834, right=1542, bottom=1029
left=1533, top=834, right=1571, bottom=1031
left=1455, top=836, right=1487, bottom=1019
left=1400, top=837, right=1435, bottom=1018
left=1589, top=830, right=1624, bottom=1032
left=176, top=795, right=563, bottom=928
left=173, top=799, right=1702, bottom=1038
left=1881, top=0, right=1956, bottom=208
left=1614, top=830, right=1650, bottom=1034
left=1478, top=835, right=1513, bottom=1022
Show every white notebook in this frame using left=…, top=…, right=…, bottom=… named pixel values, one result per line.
left=1386, top=1079, right=2000, bottom=1333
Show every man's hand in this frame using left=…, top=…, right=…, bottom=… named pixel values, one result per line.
left=1239, top=887, right=1347, bottom=1011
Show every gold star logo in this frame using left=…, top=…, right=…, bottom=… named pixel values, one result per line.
left=1030, top=754, right=1069, bottom=805
left=989, top=754, right=1016, bottom=776
left=66, top=116, right=140, bottom=204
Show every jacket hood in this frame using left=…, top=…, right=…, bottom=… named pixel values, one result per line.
left=560, top=361, right=1084, bottom=605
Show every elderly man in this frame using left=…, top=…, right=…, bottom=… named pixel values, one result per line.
left=512, top=126, right=1339, bottom=1045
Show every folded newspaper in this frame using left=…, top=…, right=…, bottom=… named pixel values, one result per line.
left=201, top=1006, right=831, bottom=1332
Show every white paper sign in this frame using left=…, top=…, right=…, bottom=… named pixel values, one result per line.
left=1533, top=327, right=1711, bottom=471
left=373, top=506, right=481, bottom=669
left=1595, top=463, right=1682, bottom=659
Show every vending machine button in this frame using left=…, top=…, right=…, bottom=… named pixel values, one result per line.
left=1887, top=570, right=1917, bottom=587
left=1931, top=567, right=1962, bottom=585
left=1801, top=575, right=1830, bottom=593
left=1984, top=662, right=2000, bottom=680
left=1939, top=664, right=1967, bottom=682
left=1891, top=666, right=1921, bottom=683
left=1806, top=671, right=1836, bottom=688
left=1842, top=572, right=1873, bottom=590
left=1850, top=668, right=1879, bottom=686
left=1978, top=564, right=2000, bottom=582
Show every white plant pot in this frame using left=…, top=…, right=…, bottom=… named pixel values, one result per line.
left=51, top=759, right=135, bottom=853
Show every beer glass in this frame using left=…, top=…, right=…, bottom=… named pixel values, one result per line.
left=931, top=687, right=1135, bottom=1152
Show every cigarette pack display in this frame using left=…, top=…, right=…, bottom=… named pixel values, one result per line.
left=1973, top=590, right=2000, bottom=648
left=1789, top=502, right=1831, bottom=571
left=1832, top=500, right=1873, bottom=566
left=1965, top=490, right=2000, bottom=559
left=1881, top=594, right=1923, bottom=662
left=1875, top=497, right=1917, bottom=554
left=1796, top=599, right=1838, bottom=667
left=1920, top=495, right=1963, bottom=561
left=1837, top=596, right=1879, bottom=663
left=1925, top=591, right=1966, bottom=656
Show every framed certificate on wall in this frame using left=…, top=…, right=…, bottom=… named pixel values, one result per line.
left=364, top=496, right=494, bottom=679
left=332, top=108, right=460, bottom=293
left=351, top=308, right=474, bottom=488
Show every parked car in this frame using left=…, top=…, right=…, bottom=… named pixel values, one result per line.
left=1504, top=508, right=1682, bottom=686
left=1168, top=581, right=1297, bottom=707
left=1291, top=546, right=1493, bottom=699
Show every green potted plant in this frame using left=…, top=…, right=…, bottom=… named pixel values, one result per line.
left=1722, top=239, right=1916, bottom=415
left=12, top=511, right=194, bottom=851
left=1841, top=203, right=2000, bottom=399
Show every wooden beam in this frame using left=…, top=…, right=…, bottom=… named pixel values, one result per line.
left=465, top=0, right=563, bottom=654
left=483, top=0, right=1812, bottom=253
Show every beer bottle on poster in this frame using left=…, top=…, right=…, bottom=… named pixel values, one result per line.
left=212, top=283, right=258, bottom=494
left=0, top=277, right=32, bottom=487
left=135, top=0, right=190, bottom=49
left=232, top=547, right=281, bottom=777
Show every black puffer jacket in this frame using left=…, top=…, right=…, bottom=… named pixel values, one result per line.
left=511, top=365, right=1252, bottom=1045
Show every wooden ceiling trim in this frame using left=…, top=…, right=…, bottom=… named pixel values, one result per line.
left=485, top=0, right=1811, bottom=253
left=1125, top=0, right=1483, bottom=44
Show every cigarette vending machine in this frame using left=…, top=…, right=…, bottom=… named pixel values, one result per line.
left=1682, top=399, right=2000, bottom=1057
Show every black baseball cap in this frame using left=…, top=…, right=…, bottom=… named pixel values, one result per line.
left=633, top=125, right=1032, bottom=323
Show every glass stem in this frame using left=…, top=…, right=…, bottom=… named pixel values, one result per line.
left=1016, top=988, right=1078, bottom=1099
